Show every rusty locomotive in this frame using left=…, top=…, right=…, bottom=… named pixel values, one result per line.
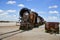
left=19, top=8, right=45, bottom=30
left=19, top=8, right=59, bottom=34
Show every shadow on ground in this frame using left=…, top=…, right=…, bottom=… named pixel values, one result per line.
left=0, top=29, right=25, bottom=40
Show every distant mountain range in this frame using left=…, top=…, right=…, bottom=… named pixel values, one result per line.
left=0, top=21, right=18, bottom=22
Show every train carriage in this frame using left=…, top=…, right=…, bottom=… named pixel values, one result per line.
left=45, top=22, right=59, bottom=34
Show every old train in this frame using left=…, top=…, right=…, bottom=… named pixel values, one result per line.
left=19, top=8, right=59, bottom=34
left=19, top=8, right=45, bottom=30
left=45, top=22, right=59, bottom=34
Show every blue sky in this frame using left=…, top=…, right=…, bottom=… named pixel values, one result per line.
left=0, top=0, right=60, bottom=22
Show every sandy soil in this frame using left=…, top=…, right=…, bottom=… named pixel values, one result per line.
left=0, top=23, right=60, bottom=40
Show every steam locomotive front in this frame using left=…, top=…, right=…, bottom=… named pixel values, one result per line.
left=19, top=8, right=31, bottom=30
left=19, top=8, right=45, bottom=30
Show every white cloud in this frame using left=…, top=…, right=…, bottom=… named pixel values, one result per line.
left=45, top=16, right=58, bottom=22
left=7, top=15, right=18, bottom=21
left=0, top=10, right=17, bottom=21
left=6, top=1, right=16, bottom=4
left=31, top=9, right=35, bottom=11
left=48, top=16, right=58, bottom=20
left=0, top=9, right=4, bottom=13
left=0, top=10, right=7, bottom=16
left=0, top=9, right=16, bottom=16
left=49, top=11, right=59, bottom=14
left=18, top=4, right=25, bottom=7
left=49, top=5, right=58, bottom=9
left=12, top=15, right=17, bottom=18
left=6, top=15, right=17, bottom=19
left=0, top=11, right=18, bottom=21
left=0, top=12, right=8, bottom=16
left=0, top=14, right=18, bottom=21
left=7, top=10, right=16, bottom=13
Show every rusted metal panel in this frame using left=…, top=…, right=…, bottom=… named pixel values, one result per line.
left=19, top=22, right=34, bottom=30
left=45, top=22, right=59, bottom=34
left=29, top=12, right=38, bottom=24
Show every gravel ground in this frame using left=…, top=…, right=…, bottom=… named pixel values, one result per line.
left=0, top=23, right=60, bottom=40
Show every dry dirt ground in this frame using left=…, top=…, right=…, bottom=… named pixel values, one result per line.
left=0, top=23, right=60, bottom=40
